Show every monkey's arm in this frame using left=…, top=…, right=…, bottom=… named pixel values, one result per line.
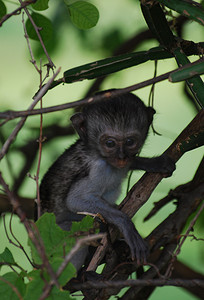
left=130, top=155, right=175, bottom=174
left=66, top=192, right=148, bottom=264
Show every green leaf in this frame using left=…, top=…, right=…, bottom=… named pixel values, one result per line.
left=0, top=272, right=25, bottom=300
left=24, top=270, right=44, bottom=300
left=51, top=258, right=76, bottom=286
left=49, top=46, right=173, bottom=89
left=0, top=0, right=7, bottom=19
left=25, top=12, right=53, bottom=42
left=173, top=47, right=204, bottom=108
left=169, top=60, right=204, bottom=82
left=28, top=213, right=75, bottom=264
left=70, top=215, right=94, bottom=233
left=179, top=131, right=204, bottom=153
left=156, top=0, right=204, bottom=26
left=47, top=287, right=73, bottom=300
left=28, top=213, right=94, bottom=265
left=49, top=42, right=204, bottom=89
left=62, top=46, right=172, bottom=84
left=32, top=0, right=49, bottom=11
left=0, top=247, right=15, bottom=266
left=66, top=1, right=99, bottom=29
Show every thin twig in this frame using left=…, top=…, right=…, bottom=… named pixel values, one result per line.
left=0, top=173, right=59, bottom=288
left=0, top=68, right=61, bottom=161
left=0, top=0, right=36, bottom=27
left=59, top=233, right=105, bottom=277
left=165, top=200, right=204, bottom=277
left=6, top=213, right=35, bottom=267
left=0, top=69, right=174, bottom=120
left=35, top=62, right=44, bottom=219
left=19, top=0, right=55, bottom=69
left=22, top=11, right=41, bottom=73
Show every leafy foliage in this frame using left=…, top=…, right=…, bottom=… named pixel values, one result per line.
left=0, top=214, right=94, bottom=299
left=22, top=0, right=99, bottom=55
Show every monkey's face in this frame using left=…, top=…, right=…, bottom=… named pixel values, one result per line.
left=99, top=132, right=141, bottom=169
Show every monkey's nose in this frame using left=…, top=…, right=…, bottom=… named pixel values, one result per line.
left=118, top=148, right=127, bottom=160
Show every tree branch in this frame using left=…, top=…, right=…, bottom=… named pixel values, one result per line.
left=0, top=69, right=179, bottom=120
left=0, top=0, right=37, bottom=27
left=70, top=278, right=204, bottom=290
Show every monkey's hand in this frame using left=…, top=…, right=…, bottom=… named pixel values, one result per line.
left=131, top=154, right=176, bottom=176
left=118, top=213, right=149, bottom=264
left=151, top=154, right=176, bottom=176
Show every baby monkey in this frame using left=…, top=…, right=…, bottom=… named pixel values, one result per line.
left=40, top=90, right=175, bottom=269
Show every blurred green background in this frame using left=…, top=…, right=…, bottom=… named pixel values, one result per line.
left=0, top=0, right=203, bottom=299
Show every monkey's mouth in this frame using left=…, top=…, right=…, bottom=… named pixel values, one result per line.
left=111, top=158, right=129, bottom=168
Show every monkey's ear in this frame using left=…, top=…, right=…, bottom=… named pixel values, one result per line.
left=70, top=113, right=87, bottom=140
left=146, top=107, right=156, bottom=125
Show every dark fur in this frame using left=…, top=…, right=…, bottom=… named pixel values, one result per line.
left=40, top=141, right=89, bottom=215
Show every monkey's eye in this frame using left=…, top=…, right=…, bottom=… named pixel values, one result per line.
left=125, top=138, right=135, bottom=147
left=105, top=139, right=116, bottom=148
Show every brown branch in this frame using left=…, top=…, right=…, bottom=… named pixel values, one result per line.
left=120, top=110, right=204, bottom=218
left=172, top=260, right=204, bottom=299
left=0, top=193, right=34, bottom=219
left=70, top=278, right=204, bottom=290
left=0, top=68, right=61, bottom=161
left=104, top=248, right=204, bottom=300
left=145, top=156, right=204, bottom=221
left=0, top=69, right=176, bottom=121
left=144, top=193, right=174, bottom=221
left=122, top=184, right=204, bottom=300
left=0, top=0, right=37, bottom=27
left=165, top=200, right=204, bottom=277
left=2, top=56, right=204, bottom=121
left=83, top=243, right=176, bottom=299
